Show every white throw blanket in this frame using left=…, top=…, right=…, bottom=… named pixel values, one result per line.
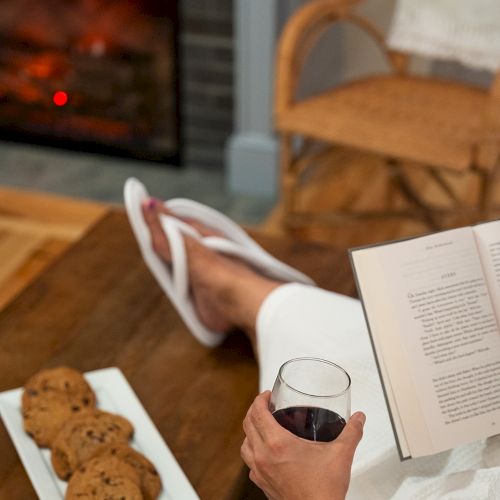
left=387, top=0, right=500, bottom=72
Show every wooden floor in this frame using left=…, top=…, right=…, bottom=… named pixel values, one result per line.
left=0, top=187, right=108, bottom=310
left=261, top=147, right=500, bottom=248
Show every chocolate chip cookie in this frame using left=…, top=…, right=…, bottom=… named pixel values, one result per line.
left=23, top=395, right=93, bottom=447
left=65, top=456, right=142, bottom=500
left=92, top=443, right=162, bottom=500
left=22, top=367, right=96, bottom=447
left=22, top=366, right=96, bottom=409
left=51, top=410, right=134, bottom=480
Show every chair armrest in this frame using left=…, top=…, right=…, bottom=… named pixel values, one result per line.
left=275, top=0, right=409, bottom=116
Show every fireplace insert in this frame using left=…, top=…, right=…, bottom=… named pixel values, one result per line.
left=0, top=0, right=179, bottom=163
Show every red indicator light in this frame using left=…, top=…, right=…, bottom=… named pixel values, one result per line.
left=53, top=91, right=68, bottom=106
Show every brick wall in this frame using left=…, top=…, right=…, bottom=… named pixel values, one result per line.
left=180, top=0, right=233, bottom=169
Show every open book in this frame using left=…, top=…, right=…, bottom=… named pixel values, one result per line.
left=349, top=221, right=500, bottom=460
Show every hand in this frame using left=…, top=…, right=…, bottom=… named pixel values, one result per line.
left=241, top=391, right=365, bottom=500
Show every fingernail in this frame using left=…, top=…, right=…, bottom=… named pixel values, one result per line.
left=351, top=412, right=366, bottom=425
left=147, top=198, right=156, bottom=210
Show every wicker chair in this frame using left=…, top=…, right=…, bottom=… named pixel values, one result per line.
left=275, top=0, right=500, bottom=229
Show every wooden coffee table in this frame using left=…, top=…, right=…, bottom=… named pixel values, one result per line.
left=0, top=211, right=356, bottom=500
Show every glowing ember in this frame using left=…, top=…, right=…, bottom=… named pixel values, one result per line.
left=53, top=90, right=68, bottom=106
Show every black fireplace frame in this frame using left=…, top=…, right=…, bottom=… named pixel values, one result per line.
left=0, top=0, right=182, bottom=166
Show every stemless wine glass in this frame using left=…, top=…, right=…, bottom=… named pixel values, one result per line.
left=270, top=357, right=351, bottom=442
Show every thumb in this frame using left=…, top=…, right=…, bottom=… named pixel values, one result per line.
left=336, top=412, right=365, bottom=453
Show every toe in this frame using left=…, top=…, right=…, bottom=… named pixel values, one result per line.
left=182, top=219, right=222, bottom=238
left=141, top=199, right=172, bottom=262
left=141, top=197, right=224, bottom=263
left=155, top=202, right=222, bottom=238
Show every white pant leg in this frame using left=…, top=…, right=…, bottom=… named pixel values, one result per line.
left=256, top=283, right=394, bottom=474
left=256, top=283, right=500, bottom=499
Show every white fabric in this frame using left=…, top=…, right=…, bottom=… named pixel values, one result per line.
left=388, top=0, right=500, bottom=72
left=124, top=178, right=314, bottom=347
left=257, top=283, right=500, bottom=499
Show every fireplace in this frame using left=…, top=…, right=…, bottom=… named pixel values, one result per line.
left=0, top=0, right=179, bottom=163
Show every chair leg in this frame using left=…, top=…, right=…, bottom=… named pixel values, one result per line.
left=426, top=168, right=461, bottom=207
left=479, top=157, right=500, bottom=219
left=280, top=135, right=296, bottom=226
left=387, top=158, right=440, bottom=229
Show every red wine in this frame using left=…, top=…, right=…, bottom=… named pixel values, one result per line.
left=273, top=406, right=346, bottom=442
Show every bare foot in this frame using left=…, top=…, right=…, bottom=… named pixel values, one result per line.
left=141, top=198, right=281, bottom=346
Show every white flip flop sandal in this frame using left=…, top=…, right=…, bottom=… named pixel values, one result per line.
left=124, top=177, right=315, bottom=347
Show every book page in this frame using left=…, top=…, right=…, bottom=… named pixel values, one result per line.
left=473, top=220, right=500, bottom=315
left=354, top=227, right=500, bottom=457
left=352, top=250, right=412, bottom=459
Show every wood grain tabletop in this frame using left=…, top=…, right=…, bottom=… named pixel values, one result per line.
left=0, top=210, right=355, bottom=500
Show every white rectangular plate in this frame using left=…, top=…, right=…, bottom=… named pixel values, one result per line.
left=0, top=367, right=199, bottom=500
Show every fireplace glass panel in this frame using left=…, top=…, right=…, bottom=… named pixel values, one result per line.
left=0, top=0, right=178, bottom=162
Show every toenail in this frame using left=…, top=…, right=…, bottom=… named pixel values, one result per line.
left=147, top=198, right=156, bottom=210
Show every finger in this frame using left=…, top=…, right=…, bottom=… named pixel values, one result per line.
left=249, top=469, right=259, bottom=485
left=240, top=438, right=255, bottom=468
left=243, top=410, right=263, bottom=446
left=243, top=400, right=256, bottom=431
left=244, top=395, right=267, bottom=442
left=250, top=391, right=285, bottom=441
left=141, top=199, right=171, bottom=261
left=336, top=412, right=365, bottom=460
left=249, top=470, right=274, bottom=500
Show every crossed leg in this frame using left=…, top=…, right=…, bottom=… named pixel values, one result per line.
left=141, top=198, right=282, bottom=350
